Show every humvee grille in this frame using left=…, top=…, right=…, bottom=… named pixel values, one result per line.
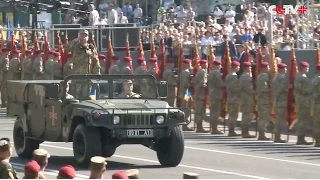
left=122, top=114, right=154, bottom=126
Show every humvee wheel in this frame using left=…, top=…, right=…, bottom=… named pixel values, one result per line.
left=156, top=125, right=184, bottom=167
left=13, top=119, right=40, bottom=158
left=73, top=124, right=102, bottom=166
left=102, top=148, right=116, bottom=157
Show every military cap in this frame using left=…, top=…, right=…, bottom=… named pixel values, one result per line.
left=33, top=149, right=50, bottom=162
left=183, top=59, right=192, bottom=64
left=25, top=50, right=32, bottom=54
left=300, top=61, right=309, bottom=67
left=112, top=171, right=129, bottom=179
left=98, top=54, right=105, bottom=59
left=53, top=52, right=60, bottom=57
left=149, top=58, right=157, bottom=62
left=24, top=160, right=40, bottom=174
left=125, top=169, right=139, bottom=179
left=260, top=61, right=269, bottom=67
left=316, top=64, right=320, bottom=70
left=243, top=61, right=251, bottom=67
left=137, top=57, right=145, bottom=62
left=166, top=58, right=174, bottom=63
left=79, top=29, right=89, bottom=35
left=277, top=63, right=287, bottom=69
left=112, top=56, right=120, bottom=60
left=199, top=59, right=208, bottom=64
left=124, top=56, right=132, bottom=61
left=183, top=172, right=199, bottom=179
left=34, top=50, right=41, bottom=54
left=212, top=60, right=221, bottom=65
left=0, top=139, right=10, bottom=152
left=231, top=61, right=240, bottom=66
left=89, top=156, right=107, bottom=170
left=58, top=165, right=76, bottom=179
left=1, top=47, right=8, bottom=52
left=67, top=52, right=72, bottom=57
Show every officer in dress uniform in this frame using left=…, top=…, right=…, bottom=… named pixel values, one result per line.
left=122, top=57, right=133, bottom=74
left=98, top=54, right=106, bottom=74
left=89, top=156, right=107, bottom=179
left=63, top=52, right=73, bottom=78
left=23, top=160, right=41, bottom=179
left=162, top=58, right=177, bottom=106
left=57, top=165, right=76, bottom=179
left=225, top=61, right=241, bottom=136
left=208, top=60, right=224, bottom=134
left=8, top=49, right=21, bottom=80
left=21, top=50, right=33, bottom=80
left=32, top=149, right=50, bottom=179
left=125, top=169, right=139, bottom=179
left=32, top=50, right=45, bottom=80
left=53, top=52, right=63, bottom=80
left=0, top=52, right=9, bottom=107
left=294, top=61, right=313, bottom=145
left=0, top=138, right=18, bottom=179
left=44, top=51, right=56, bottom=80
left=133, top=57, right=147, bottom=93
left=312, top=64, right=320, bottom=147
left=109, top=56, right=121, bottom=74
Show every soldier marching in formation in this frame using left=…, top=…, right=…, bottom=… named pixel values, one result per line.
left=162, top=58, right=177, bottom=107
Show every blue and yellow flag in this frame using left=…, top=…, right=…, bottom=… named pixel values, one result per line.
left=89, top=89, right=96, bottom=100
left=5, top=16, right=12, bottom=41
left=184, top=89, right=192, bottom=101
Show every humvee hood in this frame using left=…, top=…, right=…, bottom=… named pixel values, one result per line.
left=81, top=99, right=172, bottom=114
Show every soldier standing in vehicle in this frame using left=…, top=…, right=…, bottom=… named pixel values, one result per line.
left=178, top=59, right=193, bottom=131
left=272, top=63, right=288, bottom=143
left=122, top=57, right=133, bottom=74
left=32, top=149, right=50, bottom=179
left=23, top=160, right=41, bottom=179
left=32, top=50, right=45, bottom=80
left=98, top=54, right=106, bottom=74
left=162, top=58, right=177, bottom=106
left=0, top=54, right=9, bottom=107
left=44, top=51, right=56, bottom=80
left=109, top=56, right=120, bottom=74
left=89, top=156, right=107, bottom=179
left=294, top=61, right=313, bottom=145
left=208, top=60, right=224, bottom=134
left=256, top=61, right=272, bottom=140
left=63, top=53, right=73, bottom=79
left=0, top=138, right=18, bottom=179
left=8, top=49, right=21, bottom=80
left=194, top=60, right=209, bottom=133
left=312, top=64, right=320, bottom=147
left=225, top=61, right=241, bottom=136
left=21, top=50, right=33, bottom=80
left=240, top=61, right=255, bottom=138
left=133, top=57, right=147, bottom=93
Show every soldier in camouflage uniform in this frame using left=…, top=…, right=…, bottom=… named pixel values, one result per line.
left=0, top=48, right=9, bottom=79
left=225, top=61, right=241, bottom=136
left=312, top=64, right=320, bottom=147
left=44, top=51, right=56, bottom=80
left=63, top=52, right=73, bottom=79
left=0, top=52, right=9, bottom=107
left=240, top=61, right=255, bottom=138
left=294, top=61, right=313, bottom=145
left=122, top=57, right=133, bottom=74
left=23, top=160, right=41, bottom=179
left=89, top=156, right=107, bottom=179
left=99, top=54, right=106, bottom=74
left=109, top=56, right=120, bottom=74
left=271, top=63, right=288, bottom=143
left=21, top=50, right=33, bottom=80
left=32, top=149, right=50, bottom=179
left=208, top=60, right=224, bottom=134
left=53, top=52, right=62, bottom=80
left=8, top=49, right=21, bottom=80
left=64, top=29, right=100, bottom=99
left=141, top=58, right=158, bottom=98
left=256, top=61, right=272, bottom=140
left=178, top=59, right=193, bottom=131
left=0, top=138, right=18, bottom=179
left=194, top=60, right=209, bottom=133
left=162, top=58, right=177, bottom=107
left=146, top=58, right=158, bottom=77
left=133, top=57, right=147, bottom=93
left=32, top=50, right=45, bottom=80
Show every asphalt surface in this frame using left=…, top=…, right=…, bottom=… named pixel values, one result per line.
left=1, top=108, right=320, bottom=179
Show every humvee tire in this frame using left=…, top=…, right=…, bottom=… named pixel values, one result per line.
left=13, top=119, right=40, bottom=158
left=156, top=125, right=184, bottom=167
left=72, top=124, right=102, bottom=166
left=102, top=148, right=116, bottom=157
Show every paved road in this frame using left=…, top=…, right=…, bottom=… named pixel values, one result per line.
left=1, top=108, right=320, bottom=179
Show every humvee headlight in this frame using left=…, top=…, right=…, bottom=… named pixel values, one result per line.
left=156, top=115, right=164, bottom=124
left=113, top=116, right=120, bottom=124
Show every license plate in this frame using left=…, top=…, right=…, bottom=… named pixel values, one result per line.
left=127, top=129, right=154, bottom=138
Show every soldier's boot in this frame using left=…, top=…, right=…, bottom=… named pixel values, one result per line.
left=182, top=125, right=193, bottom=131
left=196, top=123, right=210, bottom=133
left=241, top=127, right=255, bottom=138
left=228, top=127, right=241, bottom=137
left=274, top=133, right=287, bottom=143
left=257, top=130, right=271, bottom=141
left=1, top=101, right=7, bottom=108
left=210, top=123, right=224, bottom=134
left=296, top=135, right=313, bottom=145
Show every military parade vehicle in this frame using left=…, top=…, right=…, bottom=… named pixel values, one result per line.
left=7, top=74, right=186, bottom=167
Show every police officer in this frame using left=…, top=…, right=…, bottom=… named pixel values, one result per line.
left=162, top=58, right=177, bottom=106
left=23, top=160, right=41, bottom=179
left=125, top=169, right=139, bottom=179
left=122, top=57, right=133, bottom=74
left=57, top=165, right=76, bottom=179
left=0, top=138, right=18, bottom=179
left=32, top=149, right=50, bottom=179
left=109, top=56, right=121, bottom=74
left=89, top=156, right=107, bottom=179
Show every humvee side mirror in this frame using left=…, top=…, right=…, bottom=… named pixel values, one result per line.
left=158, top=81, right=168, bottom=98
left=46, top=84, right=59, bottom=99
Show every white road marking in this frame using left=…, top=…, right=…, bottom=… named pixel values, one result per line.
left=40, top=144, right=269, bottom=179
left=11, top=162, right=89, bottom=179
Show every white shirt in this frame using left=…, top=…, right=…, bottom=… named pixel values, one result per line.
left=225, top=24, right=233, bottom=33
left=201, top=36, right=213, bottom=46
left=224, top=10, right=236, bottom=23
left=107, top=9, right=118, bottom=25
left=118, top=16, right=128, bottom=23
left=89, top=10, right=100, bottom=26
left=133, top=8, right=143, bottom=18
left=99, top=18, right=108, bottom=25
left=213, top=9, right=223, bottom=19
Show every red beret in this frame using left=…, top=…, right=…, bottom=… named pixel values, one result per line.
left=232, top=61, right=240, bottom=66
left=166, top=58, right=174, bottom=63
left=124, top=56, right=132, bottom=62
left=112, top=171, right=129, bottom=179
left=149, top=58, right=157, bottom=62
left=183, top=59, right=191, bottom=64
left=98, top=54, right=105, bottom=59
left=1, top=48, right=8, bottom=52
left=112, top=56, right=119, bottom=60
left=24, top=160, right=40, bottom=174
left=67, top=52, right=72, bottom=57
left=53, top=52, right=60, bottom=57
left=199, top=60, right=208, bottom=64
left=25, top=50, right=32, bottom=54
left=34, top=50, right=41, bottom=54
left=300, top=61, right=309, bottom=67
left=213, top=60, right=221, bottom=65
left=277, top=63, right=287, bottom=69
left=260, top=61, right=269, bottom=67
left=58, top=165, right=76, bottom=179
left=317, top=64, right=320, bottom=70
left=137, top=57, right=145, bottom=62
left=13, top=49, right=20, bottom=54
left=243, top=61, right=251, bottom=67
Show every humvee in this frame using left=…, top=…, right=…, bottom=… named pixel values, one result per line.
left=7, top=74, right=186, bottom=167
